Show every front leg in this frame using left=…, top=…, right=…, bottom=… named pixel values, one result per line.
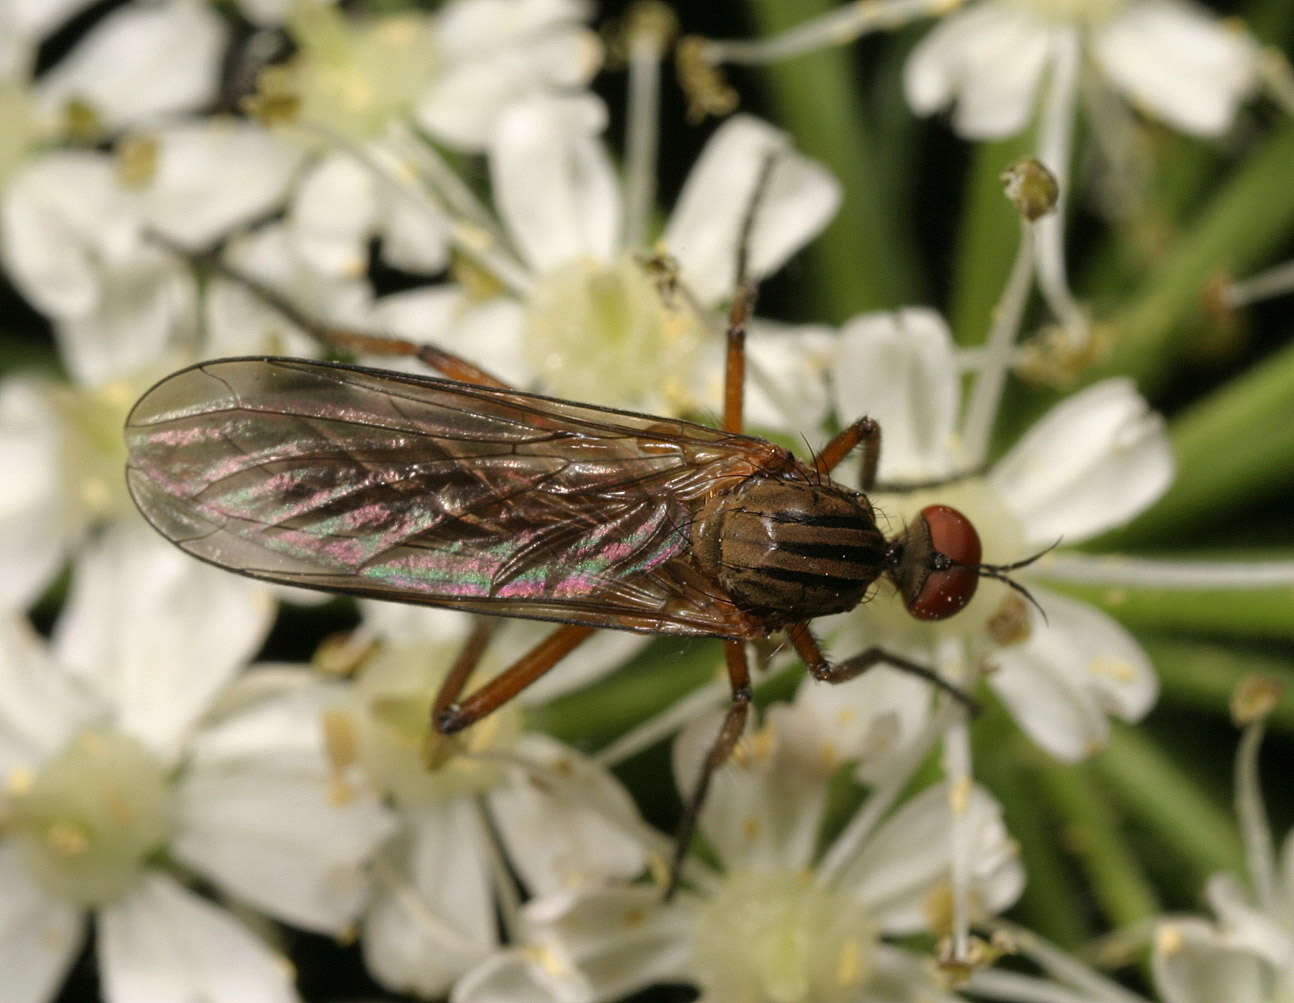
left=813, top=416, right=880, bottom=489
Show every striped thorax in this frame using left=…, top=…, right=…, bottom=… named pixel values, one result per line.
left=691, top=477, right=887, bottom=625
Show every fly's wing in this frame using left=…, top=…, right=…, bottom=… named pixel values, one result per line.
left=126, top=358, right=781, bottom=637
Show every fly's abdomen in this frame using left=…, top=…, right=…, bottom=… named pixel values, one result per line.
left=693, top=477, right=886, bottom=623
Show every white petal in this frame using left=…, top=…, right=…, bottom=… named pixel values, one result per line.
left=0, top=377, right=67, bottom=608
left=173, top=757, right=396, bottom=934
left=663, top=115, right=840, bottom=305
left=990, top=379, right=1173, bottom=546
left=904, top=5, right=1052, bottom=138
left=51, top=524, right=275, bottom=762
left=418, top=0, right=598, bottom=150
left=234, top=0, right=298, bottom=27
left=436, top=0, right=592, bottom=52
left=0, top=151, right=198, bottom=383
left=513, top=886, right=694, bottom=1001
left=35, top=0, right=228, bottom=130
left=489, top=93, right=619, bottom=272
left=488, top=734, right=645, bottom=895
left=792, top=660, right=933, bottom=786
left=186, top=669, right=343, bottom=770
left=4, top=0, right=98, bottom=43
left=358, top=600, right=475, bottom=647
left=844, top=784, right=1022, bottom=933
left=674, top=705, right=828, bottom=873
left=1094, top=0, right=1258, bottom=137
left=988, top=588, right=1157, bottom=761
left=1202, top=873, right=1293, bottom=967
left=98, top=872, right=297, bottom=1003
left=737, top=319, right=836, bottom=434
left=139, top=121, right=305, bottom=249
left=0, top=152, right=136, bottom=321
left=868, top=944, right=964, bottom=1003
left=0, top=841, right=85, bottom=1003
left=376, top=189, right=451, bottom=274
left=361, top=802, right=495, bottom=997
left=834, top=308, right=961, bottom=480
left=53, top=254, right=197, bottom=385
left=1153, top=918, right=1269, bottom=1003
left=205, top=225, right=374, bottom=358
left=452, top=949, right=590, bottom=1003
left=0, top=615, right=103, bottom=773
left=288, top=153, right=380, bottom=278
left=367, top=290, right=531, bottom=389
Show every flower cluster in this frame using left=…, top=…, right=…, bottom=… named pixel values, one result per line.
left=1, top=2, right=1292, bottom=1003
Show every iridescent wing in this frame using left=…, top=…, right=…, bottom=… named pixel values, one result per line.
left=125, top=357, right=788, bottom=637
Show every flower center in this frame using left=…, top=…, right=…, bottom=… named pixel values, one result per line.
left=692, top=870, right=877, bottom=1003
left=288, top=5, right=439, bottom=139
left=524, top=254, right=709, bottom=412
left=346, top=642, right=523, bottom=808
left=9, top=729, right=171, bottom=906
left=1007, top=0, right=1126, bottom=25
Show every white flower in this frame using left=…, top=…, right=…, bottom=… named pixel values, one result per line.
left=702, top=0, right=1276, bottom=370
left=297, top=96, right=840, bottom=427
left=490, top=97, right=840, bottom=421
left=454, top=692, right=1021, bottom=1003
left=967, top=694, right=1294, bottom=1003
left=1153, top=696, right=1294, bottom=1003
left=828, top=307, right=1168, bottom=762
left=31, top=0, right=229, bottom=133
left=0, top=0, right=227, bottom=180
left=0, top=121, right=305, bottom=609
left=275, top=0, right=600, bottom=152
left=315, top=607, right=651, bottom=998
left=905, top=0, right=1259, bottom=140
left=0, top=525, right=396, bottom=1003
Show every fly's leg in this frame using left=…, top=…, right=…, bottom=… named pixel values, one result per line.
left=721, top=153, right=778, bottom=434
left=666, top=150, right=774, bottom=893
left=786, top=623, right=982, bottom=715
left=813, top=416, right=881, bottom=490
left=145, top=230, right=511, bottom=389
left=667, top=639, right=752, bottom=899
left=431, top=623, right=598, bottom=735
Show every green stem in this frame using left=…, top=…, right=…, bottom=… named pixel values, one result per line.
left=1046, top=577, right=1294, bottom=643
left=1096, top=338, right=1294, bottom=548
left=949, top=134, right=1035, bottom=345
left=1032, top=756, right=1161, bottom=930
left=1140, top=634, right=1294, bottom=732
left=1096, top=723, right=1245, bottom=880
left=1091, top=122, right=1294, bottom=392
left=978, top=734, right=1092, bottom=947
left=745, top=0, right=923, bottom=316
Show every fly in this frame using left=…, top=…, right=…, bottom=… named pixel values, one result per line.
left=126, top=161, right=1045, bottom=896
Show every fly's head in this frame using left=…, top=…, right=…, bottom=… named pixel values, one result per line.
left=886, top=504, right=1050, bottom=623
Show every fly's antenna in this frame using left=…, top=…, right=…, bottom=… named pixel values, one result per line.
left=967, top=539, right=1061, bottom=624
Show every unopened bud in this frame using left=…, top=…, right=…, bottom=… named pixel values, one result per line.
left=1001, top=158, right=1059, bottom=221
left=1231, top=673, right=1283, bottom=727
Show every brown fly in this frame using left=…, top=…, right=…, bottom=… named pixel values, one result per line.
left=128, top=171, right=1043, bottom=896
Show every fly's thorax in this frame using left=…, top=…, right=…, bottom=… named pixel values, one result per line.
left=691, top=476, right=886, bottom=623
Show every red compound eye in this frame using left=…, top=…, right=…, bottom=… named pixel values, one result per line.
left=906, top=504, right=982, bottom=621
